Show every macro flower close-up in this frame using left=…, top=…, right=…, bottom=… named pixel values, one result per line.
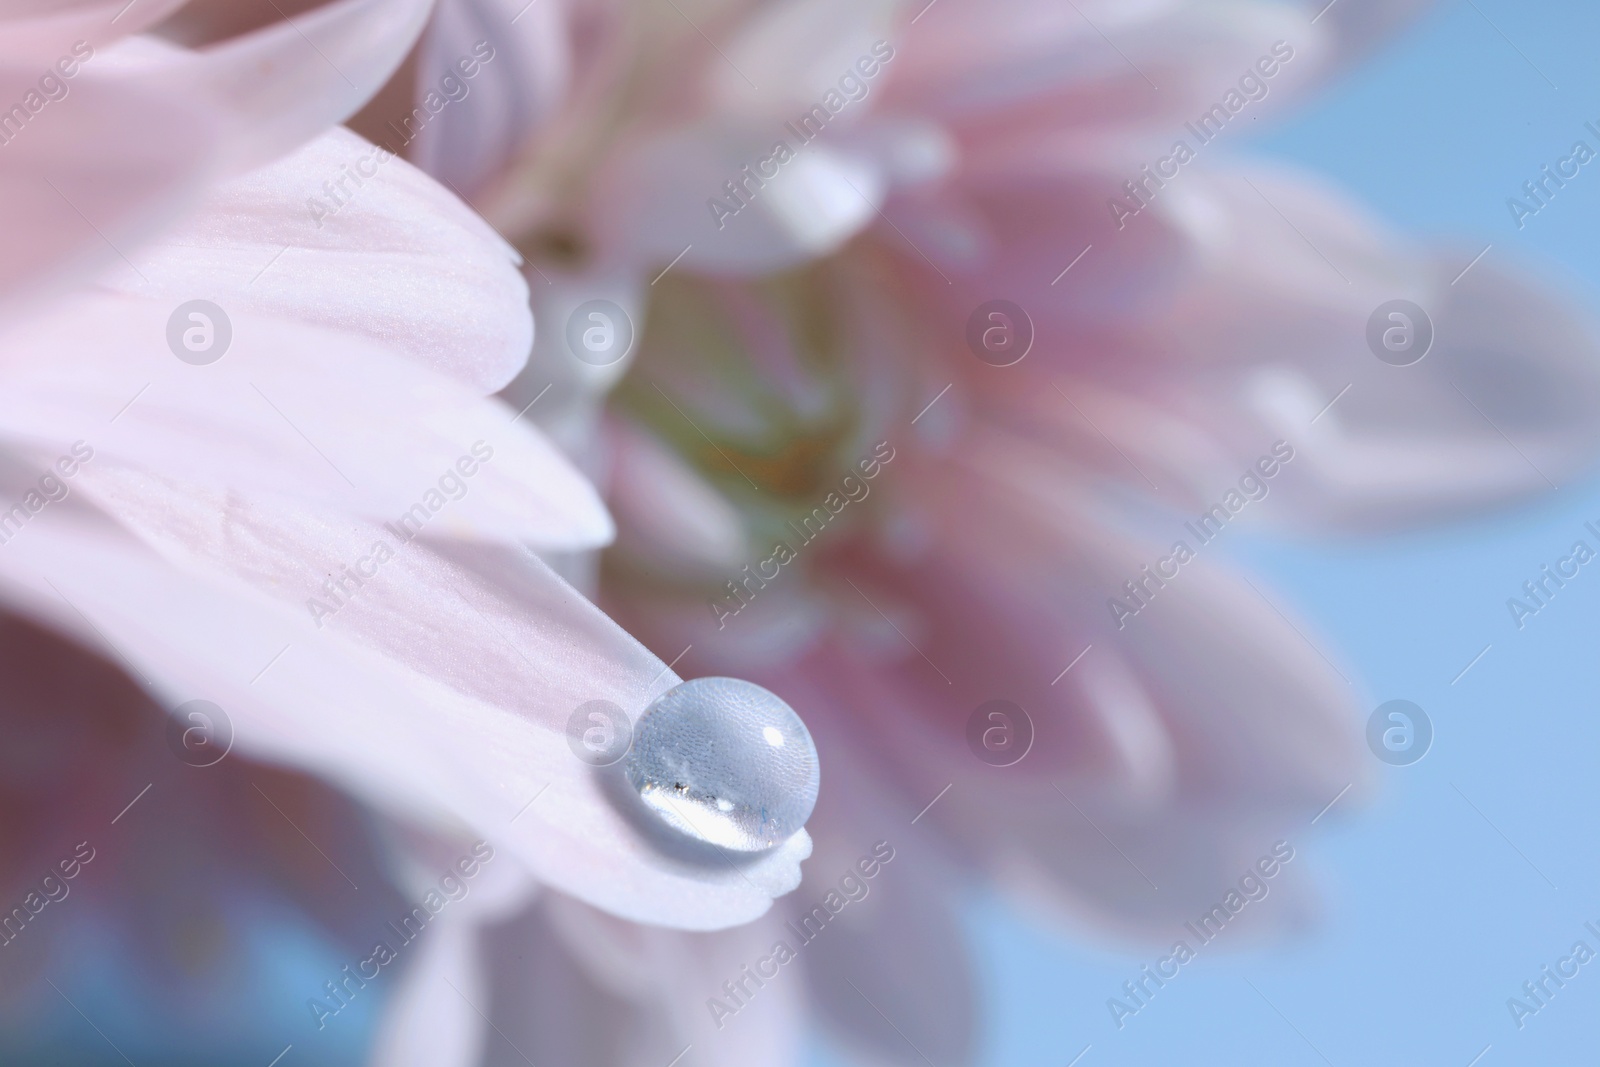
left=5, top=0, right=1600, bottom=1064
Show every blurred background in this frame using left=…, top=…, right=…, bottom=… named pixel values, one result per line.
left=872, top=3, right=1600, bottom=1065
left=7, top=2, right=1599, bottom=1065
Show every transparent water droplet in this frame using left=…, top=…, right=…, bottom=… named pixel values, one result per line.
left=624, top=677, right=819, bottom=852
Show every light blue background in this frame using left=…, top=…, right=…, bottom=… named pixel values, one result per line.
left=821, top=3, right=1600, bottom=1065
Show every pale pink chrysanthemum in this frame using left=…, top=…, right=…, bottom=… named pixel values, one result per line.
left=364, top=0, right=1600, bottom=1064
left=1, top=2, right=814, bottom=1060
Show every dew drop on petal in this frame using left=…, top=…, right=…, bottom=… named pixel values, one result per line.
left=624, top=677, right=820, bottom=852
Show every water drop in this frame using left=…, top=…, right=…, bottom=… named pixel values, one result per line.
left=624, top=677, right=819, bottom=852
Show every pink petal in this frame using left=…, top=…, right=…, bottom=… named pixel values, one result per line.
left=746, top=443, right=1362, bottom=936
left=367, top=831, right=538, bottom=1067
left=100, top=0, right=435, bottom=173
left=593, top=120, right=885, bottom=276
left=409, top=0, right=572, bottom=199
left=889, top=0, right=1330, bottom=145
left=525, top=893, right=806, bottom=1067
left=0, top=0, right=189, bottom=62
left=975, top=165, right=1600, bottom=526
left=792, top=740, right=976, bottom=1067
left=0, top=68, right=217, bottom=309
left=496, top=267, right=647, bottom=468
left=608, top=419, right=752, bottom=580
left=708, top=0, right=900, bottom=117
left=0, top=505, right=808, bottom=930
left=110, top=126, right=534, bottom=394
left=0, top=295, right=606, bottom=550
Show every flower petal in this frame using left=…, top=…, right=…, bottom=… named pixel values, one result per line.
left=523, top=893, right=807, bottom=1067
left=889, top=0, right=1332, bottom=143
left=99, top=0, right=435, bottom=172
left=409, top=0, right=572, bottom=198
left=984, top=166, right=1600, bottom=527
left=744, top=440, right=1363, bottom=936
left=367, top=832, right=538, bottom=1067
left=0, top=500, right=807, bottom=931
left=0, top=0, right=189, bottom=62
left=593, top=120, right=884, bottom=276
left=792, top=740, right=976, bottom=1067
left=607, top=419, right=752, bottom=581
left=709, top=0, right=900, bottom=117
left=107, top=126, right=534, bottom=394
left=0, top=69, right=217, bottom=310
left=0, top=295, right=606, bottom=550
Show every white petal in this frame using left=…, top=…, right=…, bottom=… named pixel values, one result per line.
left=0, top=503, right=807, bottom=930
left=608, top=420, right=751, bottom=580
left=593, top=120, right=884, bottom=275
left=409, top=0, right=571, bottom=198
left=0, top=295, right=607, bottom=549
left=535, top=893, right=807, bottom=1067
left=1043, top=166, right=1600, bottom=526
left=710, top=0, right=900, bottom=117
left=0, top=0, right=189, bottom=62
left=99, top=0, right=435, bottom=172
left=369, top=913, right=487, bottom=1067
left=0, top=68, right=217, bottom=309
left=108, top=126, right=534, bottom=394
left=367, top=831, right=537, bottom=1067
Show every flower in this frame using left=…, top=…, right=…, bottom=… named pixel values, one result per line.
left=0, top=2, right=812, bottom=1060
left=368, top=0, right=1600, bottom=1063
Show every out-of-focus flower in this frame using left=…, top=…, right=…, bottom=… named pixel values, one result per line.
left=0, top=1, right=814, bottom=1061
left=372, top=0, right=1600, bottom=1064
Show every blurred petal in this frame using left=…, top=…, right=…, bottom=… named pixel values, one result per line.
left=536, top=892, right=806, bottom=1067
left=973, top=166, right=1600, bottom=526
left=478, top=896, right=638, bottom=1067
left=410, top=0, right=572, bottom=198
left=710, top=0, right=900, bottom=116
left=1240, top=257, right=1600, bottom=527
left=791, top=739, right=977, bottom=1067
left=100, top=0, right=435, bottom=172
left=608, top=419, right=752, bottom=581
left=0, top=70, right=217, bottom=310
left=890, top=0, right=1332, bottom=143
left=369, top=836, right=537, bottom=1067
left=594, top=120, right=884, bottom=275
left=0, top=0, right=189, bottom=62
left=762, top=440, right=1363, bottom=936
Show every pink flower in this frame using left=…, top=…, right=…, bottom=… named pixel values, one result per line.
left=371, top=0, right=1600, bottom=1063
left=0, top=2, right=816, bottom=1058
